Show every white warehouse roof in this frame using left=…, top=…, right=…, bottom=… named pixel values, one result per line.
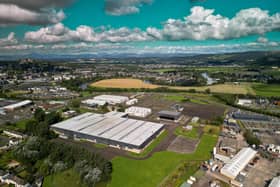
left=237, top=99, right=253, bottom=106
left=82, top=99, right=107, bottom=106
left=269, top=176, right=280, bottom=187
left=94, top=95, right=129, bottom=105
left=51, top=112, right=164, bottom=148
left=3, top=100, right=32, bottom=110
left=221, top=147, right=257, bottom=179
left=125, top=106, right=152, bottom=118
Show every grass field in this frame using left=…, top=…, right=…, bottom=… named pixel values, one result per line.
left=43, top=169, right=86, bottom=187
left=252, top=84, right=280, bottom=97
left=175, top=126, right=199, bottom=139
left=108, top=134, right=218, bottom=187
left=91, top=78, right=254, bottom=94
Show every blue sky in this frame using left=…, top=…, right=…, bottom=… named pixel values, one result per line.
left=0, top=0, right=280, bottom=56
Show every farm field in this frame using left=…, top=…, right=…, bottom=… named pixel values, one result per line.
left=91, top=78, right=254, bottom=94
left=108, top=134, right=218, bottom=187
left=252, top=84, right=280, bottom=97
left=91, top=78, right=158, bottom=89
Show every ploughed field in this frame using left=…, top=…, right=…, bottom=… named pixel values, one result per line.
left=91, top=78, right=254, bottom=94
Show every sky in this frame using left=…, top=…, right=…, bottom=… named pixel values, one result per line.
left=0, top=0, right=280, bottom=57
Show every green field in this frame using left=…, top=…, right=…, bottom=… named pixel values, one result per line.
left=43, top=169, right=86, bottom=187
left=149, top=68, right=177, bottom=73
left=164, top=95, right=186, bottom=102
left=252, top=84, right=280, bottom=97
left=175, top=126, right=199, bottom=139
left=108, top=134, right=218, bottom=187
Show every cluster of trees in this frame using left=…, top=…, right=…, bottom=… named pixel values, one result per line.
left=25, top=108, right=62, bottom=139
left=61, top=77, right=102, bottom=92
left=13, top=137, right=112, bottom=186
left=243, top=130, right=261, bottom=146
left=11, top=108, right=112, bottom=186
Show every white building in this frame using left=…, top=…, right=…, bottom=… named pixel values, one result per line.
left=220, top=147, right=257, bottom=179
left=126, top=99, right=138, bottom=106
left=93, top=95, right=129, bottom=105
left=82, top=99, right=107, bottom=107
left=269, top=176, right=280, bottom=187
left=125, top=106, right=152, bottom=118
left=191, top=117, right=200, bottom=123
left=237, top=99, right=253, bottom=106
left=3, top=100, right=32, bottom=111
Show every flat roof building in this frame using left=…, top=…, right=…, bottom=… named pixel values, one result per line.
left=269, top=176, right=280, bottom=187
left=51, top=112, right=164, bottom=152
left=158, top=110, right=182, bottom=122
left=3, top=100, right=32, bottom=111
left=232, top=112, right=270, bottom=121
left=125, top=106, right=152, bottom=118
left=82, top=99, right=107, bottom=107
left=220, top=147, right=257, bottom=179
left=237, top=99, right=253, bottom=106
left=93, top=95, right=129, bottom=105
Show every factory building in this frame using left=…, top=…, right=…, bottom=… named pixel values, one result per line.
left=220, top=147, right=257, bottom=179
left=126, top=99, right=138, bottom=106
left=269, top=176, right=280, bottom=187
left=51, top=112, right=164, bottom=153
left=93, top=95, right=129, bottom=105
left=82, top=99, right=107, bottom=107
left=125, top=106, right=152, bottom=118
left=158, top=110, right=182, bottom=122
left=232, top=112, right=270, bottom=121
left=237, top=99, right=253, bottom=106
left=3, top=100, right=32, bottom=111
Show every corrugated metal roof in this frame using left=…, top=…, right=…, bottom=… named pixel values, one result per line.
left=269, top=176, right=280, bottom=187
left=51, top=112, right=164, bottom=147
left=221, top=147, right=257, bottom=179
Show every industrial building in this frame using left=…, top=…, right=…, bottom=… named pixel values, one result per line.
left=232, top=112, right=270, bottom=121
left=3, top=100, right=32, bottom=111
left=158, top=110, right=182, bottom=122
left=269, top=176, right=280, bottom=187
left=51, top=112, right=164, bottom=152
left=237, top=99, right=253, bottom=106
left=82, top=99, right=107, bottom=107
left=93, top=95, right=129, bottom=105
left=126, top=99, right=138, bottom=106
left=125, top=106, right=152, bottom=118
left=220, top=147, right=257, bottom=179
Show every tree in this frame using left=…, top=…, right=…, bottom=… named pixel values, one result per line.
left=244, top=130, right=261, bottom=146
left=45, top=112, right=62, bottom=125
left=205, top=88, right=211, bottom=94
left=71, top=99, right=80, bottom=108
left=34, top=108, right=46, bottom=122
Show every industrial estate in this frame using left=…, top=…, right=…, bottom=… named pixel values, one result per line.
left=0, top=52, right=280, bottom=187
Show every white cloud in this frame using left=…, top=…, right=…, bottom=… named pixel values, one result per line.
left=105, top=0, right=152, bottom=16
left=0, top=4, right=65, bottom=26
left=0, top=0, right=74, bottom=11
left=0, top=32, right=17, bottom=45
left=24, top=23, right=156, bottom=43
left=257, top=36, right=269, bottom=43
left=159, top=6, right=280, bottom=40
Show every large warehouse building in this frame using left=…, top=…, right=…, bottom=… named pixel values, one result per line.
left=93, top=95, right=129, bottom=105
left=51, top=112, right=164, bottom=152
left=220, top=147, right=257, bottom=179
left=3, top=100, right=33, bottom=111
